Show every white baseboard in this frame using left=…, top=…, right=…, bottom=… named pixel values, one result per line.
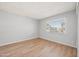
left=0, top=36, right=76, bottom=48
left=40, top=36, right=76, bottom=48
left=0, top=37, right=37, bottom=47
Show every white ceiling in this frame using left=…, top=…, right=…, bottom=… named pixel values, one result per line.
left=0, top=2, right=76, bottom=20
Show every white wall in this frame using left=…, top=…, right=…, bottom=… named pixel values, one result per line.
left=0, top=10, right=77, bottom=48
left=40, top=10, right=77, bottom=48
left=77, top=3, right=79, bottom=56
left=0, top=10, right=38, bottom=46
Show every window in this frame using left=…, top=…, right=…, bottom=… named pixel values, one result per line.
left=46, top=18, right=65, bottom=33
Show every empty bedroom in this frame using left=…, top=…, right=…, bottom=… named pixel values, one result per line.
left=0, top=2, right=78, bottom=57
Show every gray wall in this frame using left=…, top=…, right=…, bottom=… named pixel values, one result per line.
left=77, top=3, right=79, bottom=56
left=0, top=10, right=77, bottom=48
left=0, top=11, right=38, bottom=46
left=40, top=10, right=77, bottom=48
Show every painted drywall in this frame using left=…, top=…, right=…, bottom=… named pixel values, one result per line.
left=0, top=10, right=38, bottom=46
left=40, top=10, right=77, bottom=48
left=77, top=3, right=79, bottom=56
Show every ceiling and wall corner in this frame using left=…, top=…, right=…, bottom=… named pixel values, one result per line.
left=0, top=2, right=76, bottom=20
left=0, top=2, right=77, bottom=48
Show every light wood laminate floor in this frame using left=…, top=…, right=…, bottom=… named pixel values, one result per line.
left=0, top=38, right=77, bottom=57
